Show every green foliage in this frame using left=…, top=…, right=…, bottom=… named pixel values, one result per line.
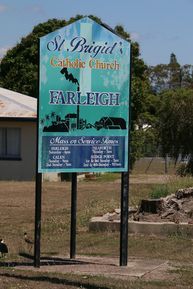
left=150, top=175, right=193, bottom=198
left=176, top=159, right=193, bottom=177
left=0, top=14, right=147, bottom=99
left=130, top=130, right=148, bottom=167
left=0, top=18, right=68, bottom=96
left=94, top=173, right=121, bottom=182
left=148, top=53, right=193, bottom=175
left=176, top=163, right=188, bottom=177
left=129, top=72, right=157, bottom=167
left=0, top=14, right=153, bottom=169
left=148, top=53, right=193, bottom=93
left=158, top=88, right=193, bottom=162
left=150, top=184, right=170, bottom=199
left=130, top=90, right=159, bottom=167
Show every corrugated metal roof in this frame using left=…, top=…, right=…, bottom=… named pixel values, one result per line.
left=0, top=87, right=37, bottom=118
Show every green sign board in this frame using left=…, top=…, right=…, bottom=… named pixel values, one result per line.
left=38, top=17, right=131, bottom=173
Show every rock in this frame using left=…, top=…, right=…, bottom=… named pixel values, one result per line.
left=175, top=187, right=193, bottom=199
left=129, top=207, right=138, bottom=214
left=184, top=208, right=193, bottom=218
left=114, top=208, right=121, bottom=214
left=108, top=213, right=120, bottom=222
left=96, top=187, right=193, bottom=224
left=163, top=194, right=175, bottom=202
left=161, top=209, right=176, bottom=219
left=133, top=214, right=140, bottom=221
left=102, top=213, right=112, bottom=221
left=166, top=198, right=181, bottom=210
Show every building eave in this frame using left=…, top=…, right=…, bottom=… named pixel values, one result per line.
left=0, top=117, right=37, bottom=122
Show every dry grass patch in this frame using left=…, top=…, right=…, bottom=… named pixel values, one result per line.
left=1, top=176, right=193, bottom=262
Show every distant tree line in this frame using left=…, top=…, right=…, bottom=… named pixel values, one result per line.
left=148, top=53, right=193, bottom=175
left=149, top=53, right=193, bottom=92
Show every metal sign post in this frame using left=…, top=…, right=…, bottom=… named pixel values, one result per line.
left=120, top=172, right=129, bottom=266
left=120, top=46, right=132, bottom=266
left=34, top=172, right=42, bottom=267
left=70, top=173, right=77, bottom=259
left=34, top=41, right=42, bottom=267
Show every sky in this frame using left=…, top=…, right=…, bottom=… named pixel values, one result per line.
left=0, top=0, right=193, bottom=66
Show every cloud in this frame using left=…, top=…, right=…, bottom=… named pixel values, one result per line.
left=167, top=35, right=180, bottom=42
left=25, top=4, right=46, bottom=16
left=0, top=46, right=9, bottom=58
left=141, top=32, right=158, bottom=41
left=0, top=4, right=8, bottom=13
left=130, top=32, right=140, bottom=41
left=31, top=5, right=44, bottom=13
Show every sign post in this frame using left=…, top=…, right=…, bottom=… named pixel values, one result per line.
left=120, top=172, right=129, bottom=266
left=70, top=173, right=77, bottom=259
left=34, top=45, right=42, bottom=267
left=38, top=17, right=131, bottom=266
left=34, top=172, right=42, bottom=267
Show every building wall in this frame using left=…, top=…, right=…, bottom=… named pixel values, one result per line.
left=0, top=120, right=36, bottom=180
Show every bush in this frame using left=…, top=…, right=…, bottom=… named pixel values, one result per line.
left=176, top=162, right=193, bottom=177
left=150, top=184, right=170, bottom=199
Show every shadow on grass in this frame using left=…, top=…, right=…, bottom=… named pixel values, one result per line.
left=19, top=252, right=34, bottom=260
left=0, top=252, right=116, bottom=268
left=0, top=252, right=92, bottom=268
left=0, top=271, right=111, bottom=289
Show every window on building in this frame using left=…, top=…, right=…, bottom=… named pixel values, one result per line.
left=0, top=128, right=21, bottom=160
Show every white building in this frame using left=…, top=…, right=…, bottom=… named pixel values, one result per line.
left=0, top=87, right=86, bottom=181
left=0, top=87, right=37, bottom=180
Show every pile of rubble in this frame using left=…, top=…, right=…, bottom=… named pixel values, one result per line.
left=97, top=208, right=137, bottom=223
left=99, top=187, right=193, bottom=224
left=134, top=187, right=193, bottom=223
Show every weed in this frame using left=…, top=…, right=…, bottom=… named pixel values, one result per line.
left=150, top=176, right=193, bottom=199
left=93, top=173, right=121, bottom=182
left=150, top=184, right=170, bottom=199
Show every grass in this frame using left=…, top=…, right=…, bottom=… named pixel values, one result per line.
left=0, top=180, right=158, bottom=259
left=87, top=172, right=121, bottom=182
left=2, top=174, right=193, bottom=260
left=2, top=160, right=193, bottom=287
left=150, top=184, right=170, bottom=199
left=0, top=265, right=193, bottom=289
left=0, top=268, right=178, bottom=289
left=132, top=157, right=176, bottom=175
left=149, top=176, right=193, bottom=199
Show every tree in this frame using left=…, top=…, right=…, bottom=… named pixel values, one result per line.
left=168, top=53, right=181, bottom=89
left=158, top=88, right=193, bottom=174
left=0, top=18, right=69, bottom=96
left=0, top=15, right=152, bottom=168
left=148, top=53, right=193, bottom=93
left=114, top=26, right=156, bottom=167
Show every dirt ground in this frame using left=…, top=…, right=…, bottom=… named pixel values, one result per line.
left=130, top=174, right=172, bottom=184
left=0, top=255, right=187, bottom=288
left=1, top=175, right=193, bottom=288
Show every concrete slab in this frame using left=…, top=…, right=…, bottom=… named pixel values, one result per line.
left=89, top=218, right=193, bottom=236
left=16, top=255, right=173, bottom=280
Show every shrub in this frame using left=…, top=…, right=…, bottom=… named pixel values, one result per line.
left=176, top=163, right=192, bottom=177
left=150, top=184, right=170, bottom=199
